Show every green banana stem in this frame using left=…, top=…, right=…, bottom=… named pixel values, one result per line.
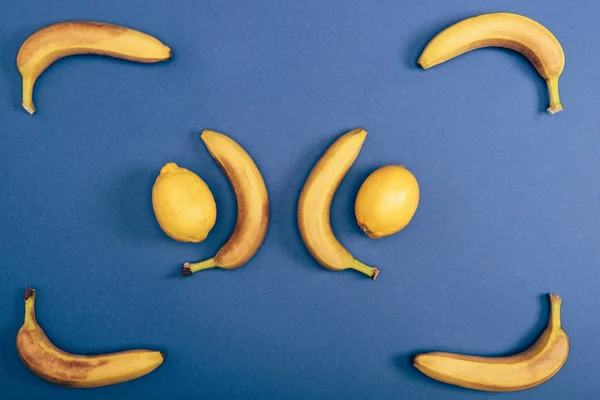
left=23, top=288, right=37, bottom=328
left=22, top=76, right=36, bottom=115
left=351, top=259, right=379, bottom=280
left=548, top=293, right=562, bottom=329
left=181, top=258, right=217, bottom=276
left=546, top=78, right=563, bottom=114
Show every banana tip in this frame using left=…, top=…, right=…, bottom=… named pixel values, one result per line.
left=160, top=351, right=167, bottom=361
left=200, top=129, right=217, bottom=140
left=547, top=105, right=564, bottom=115
left=181, top=263, right=192, bottom=277
left=24, top=287, right=36, bottom=300
left=22, top=102, right=35, bottom=115
left=413, top=354, right=427, bottom=369
left=549, top=293, right=562, bottom=303
left=371, top=268, right=380, bottom=280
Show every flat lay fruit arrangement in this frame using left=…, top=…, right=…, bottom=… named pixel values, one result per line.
left=2, top=1, right=595, bottom=398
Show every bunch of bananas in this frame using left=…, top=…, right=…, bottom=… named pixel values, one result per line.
left=13, top=11, right=569, bottom=393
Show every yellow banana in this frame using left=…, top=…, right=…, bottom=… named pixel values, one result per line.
left=418, top=13, right=565, bottom=114
left=16, top=288, right=165, bottom=388
left=17, top=21, right=171, bottom=115
left=182, top=130, right=270, bottom=276
left=414, top=293, right=569, bottom=392
left=298, top=128, right=378, bottom=279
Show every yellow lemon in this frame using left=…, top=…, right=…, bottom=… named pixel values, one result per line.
left=152, top=162, right=217, bottom=242
left=355, top=165, right=419, bottom=239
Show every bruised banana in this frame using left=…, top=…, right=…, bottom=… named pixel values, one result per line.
left=414, top=293, right=569, bottom=392
left=418, top=13, right=565, bottom=114
left=298, top=128, right=378, bottom=279
left=182, top=130, right=270, bottom=276
left=17, top=21, right=171, bottom=114
left=16, top=288, right=165, bottom=388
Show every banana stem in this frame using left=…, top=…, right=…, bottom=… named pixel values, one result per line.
left=181, top=258, right=217, bottom=276
left=23, top=288, right=37, bottom=328
left=546, top=78, right=563, bottom=114
left=350, top=259, right=379, bottom=280
left=21, top=77, right=36, bottom=115
left=548, top=293, right=562, bottom=329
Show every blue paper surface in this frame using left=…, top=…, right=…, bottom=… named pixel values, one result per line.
left=1, top=0, right=598, bottom=398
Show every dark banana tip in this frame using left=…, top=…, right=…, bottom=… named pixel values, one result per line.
left=181, top=264, right=192, bottom=277
left=371, top=269, right=380, bottom=280
left=24, top=288, right=36, bottom=300
left=160, top=351, right=167, bottom=361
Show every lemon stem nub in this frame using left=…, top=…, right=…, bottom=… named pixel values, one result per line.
left=181, top=258, right=216, bottom=276
left=351, top=259, right=379, bottom=280
left=548, top=293, right=562, bottom=329
left=546, top=78, right=563, bottom=114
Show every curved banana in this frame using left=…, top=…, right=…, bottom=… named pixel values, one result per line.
left=414, top=293, right=569, bottom=392
left=298, top=128, right=378, bottom=279
left=181, top=130, right=270, bottom=276
left=17, top=21, right=171, bottom=115
left=418, top=13, right=565, bottom=114
left=16, top=288, right=165, bottom=388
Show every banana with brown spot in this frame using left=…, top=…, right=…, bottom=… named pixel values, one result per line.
left=181, top=130, right=270, bottom=276
left=418, top=13, right=565, bottom=114
left=16, top=288, right=165, bottom=388
left=297, top=128, right=378, bottom=279
left=414, top=293, right=569, bottom=392
left=17, top=21, right=171, bottom=114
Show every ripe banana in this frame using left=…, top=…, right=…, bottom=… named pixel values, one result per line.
left=181, top=130, right=270, bottom=276
left=414, top=293, right=569, bottom=392
left=17, top=21, right=171, bottom=115
left=418, top=13, right=565, bottom=114
left=16, top=288, right=165, bottom=388
left=298, top=128, right=378, bottom=279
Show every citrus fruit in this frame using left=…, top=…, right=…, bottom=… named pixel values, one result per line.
left=355, top=165, right=419, bottom=239
left=152, top=162, right=217, bottom=242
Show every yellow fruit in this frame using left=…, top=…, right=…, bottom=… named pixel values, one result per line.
left=152, top=162, right=216, bottom=242
left=17, top=21, right=171, bottom=115
left=16, top=288, right=165, bottom=388
left=181, top=130, right=270, bottom=276
left=418, top=13, right=565, bottom=114
left=298, top=128, right=378, bottom=279
left=413, top=294, right=569, bottom=392
left=355, top=165, right=419, bottom=238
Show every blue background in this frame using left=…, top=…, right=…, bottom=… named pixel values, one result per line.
left=0, top=0, right=598, bottom=398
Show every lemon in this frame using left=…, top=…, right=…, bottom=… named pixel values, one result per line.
left=355, top=165, right=419, bottom=239
left=152, top=162, right=217, bottom=242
